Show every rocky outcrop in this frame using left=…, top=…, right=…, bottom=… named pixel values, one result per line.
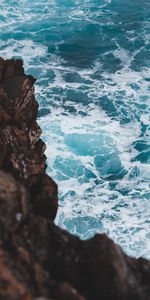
left=0, top=57, right=58, bottom=221
left=0, top=58, right=150, bottom=300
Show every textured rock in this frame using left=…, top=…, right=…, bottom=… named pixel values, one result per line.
left=0, top=58, right=150, bottom=300
left=0, top=58, right=58, bottom=220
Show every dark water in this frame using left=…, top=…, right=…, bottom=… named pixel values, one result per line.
left=0, top=0, right=150, bottom=258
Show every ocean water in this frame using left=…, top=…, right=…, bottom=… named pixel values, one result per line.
left=0, top=0, right=150, bottom=258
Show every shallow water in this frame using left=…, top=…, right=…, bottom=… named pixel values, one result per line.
left=0, top=0, right=150, bottom=258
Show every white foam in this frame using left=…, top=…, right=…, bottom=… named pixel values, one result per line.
left=1, top=0, right=150, bottom=259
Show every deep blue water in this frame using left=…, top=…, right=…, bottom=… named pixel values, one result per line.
left=0, top=0, right=150, bottom=258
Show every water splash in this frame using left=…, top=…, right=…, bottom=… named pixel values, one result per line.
left=0, top=0, right=150, bottom=258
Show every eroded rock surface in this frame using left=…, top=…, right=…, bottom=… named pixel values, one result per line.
left=0, top=58, right=150, bottom=300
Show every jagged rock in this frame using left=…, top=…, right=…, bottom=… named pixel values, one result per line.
left=0, top=58, right=150, bottom=300
left=0, top=58, right=58, bottom=220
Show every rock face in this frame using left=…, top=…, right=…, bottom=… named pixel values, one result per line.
left=0, top=58, right=150, bottom=300
left=0, top=57, right=58, bottom=221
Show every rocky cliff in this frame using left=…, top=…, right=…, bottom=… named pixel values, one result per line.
left=0, top=57, right=150, bottom=300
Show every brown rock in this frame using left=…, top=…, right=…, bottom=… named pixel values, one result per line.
left=0, top=171, right=28, bottom=231
left=0, top=57, right=150, bottom=300
left=0, top=58, right=57, bottom=220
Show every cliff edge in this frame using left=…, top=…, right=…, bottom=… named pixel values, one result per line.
left=0, top=58, right=150, bottom=300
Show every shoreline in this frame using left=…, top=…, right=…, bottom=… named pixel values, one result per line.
left=0, top=57, right=149, bottom=300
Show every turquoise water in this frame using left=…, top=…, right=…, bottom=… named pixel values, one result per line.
left=0, top=0, right=150, bottom=258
